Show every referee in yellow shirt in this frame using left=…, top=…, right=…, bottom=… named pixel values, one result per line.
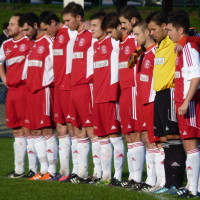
left=146, top=11, right=186, bottom=192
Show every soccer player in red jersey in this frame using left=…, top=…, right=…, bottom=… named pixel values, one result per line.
left=167, top=10, right=200, bottom=197
left=20, top=12, right=57, bottom=180
left=0, top=14, right=31, bottom=178
left=133, top=20, right=165, bottom=191
left=40, top=10, right=78, bottom=181
left=118, top=6, right=146, bottom=186
left=62, top=2, right=101, bottom=183
left=90, top=11, right=125, bottom=185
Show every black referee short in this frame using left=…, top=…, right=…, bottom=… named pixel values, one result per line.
left=154, top=88, right=179, bottom=137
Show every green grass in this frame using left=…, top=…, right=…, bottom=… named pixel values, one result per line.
left=0, top=3, right=199, bottom=32
left=0, top=138, right=184, bottom=200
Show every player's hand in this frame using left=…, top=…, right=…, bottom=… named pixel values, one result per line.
left=128, top=51, right=139, bottom=68
left=1, top=77, right=8, bottom=88
left=178, top=101, right=189, bottom=116
left=80, top=20, right=91, bottom=31
left=174, top=44, right=183, bottom=54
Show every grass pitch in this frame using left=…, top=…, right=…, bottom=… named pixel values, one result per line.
left=0, top=138, right=184, bottom=200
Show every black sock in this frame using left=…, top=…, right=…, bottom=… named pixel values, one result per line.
left=163, top=144, right=186, bottom=189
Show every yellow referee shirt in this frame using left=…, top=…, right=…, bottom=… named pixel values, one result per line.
left=153, top=36, right=177, bottom=91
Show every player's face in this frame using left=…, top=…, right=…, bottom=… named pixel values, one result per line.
left=91, top=19, right=105, bottom=40
left=119, top=16, right=132, bottom=34
left=63, top=13, right=80, bottom=31
left=148, top=21, right=166, bottom=43
left=166, top=23, right=180, bottom=43
left=106, top=27, right=122, bottom=41
left=7, top=16, right=21, bottom=38
left=133, top=26, right=146, bottom=46
left=21, top=23, right=37, bottom=40
left=40, top=21, right=57, bottom=37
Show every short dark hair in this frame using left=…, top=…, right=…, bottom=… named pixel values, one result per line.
left=119, top=5, right=142, bottom=21
left=40, top=10, right=60, bottom=25
left=62, top=2, right=84, bottom=19
left=90, top=11, right=106, bottom=22
left=12, top=13, right=24, bottom=26
left=146, top=11, right=167, bottom=26
left=19, top=12, right=40, bottom=28
left=101, top=12, right=121, bottom=31
left=167, top=10, right=190, bottom=34
left=132, top=20, right=149, bottom=31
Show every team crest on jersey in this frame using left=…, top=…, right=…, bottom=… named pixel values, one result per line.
left=124, top=46, right=130, bottom=55
left=79, top=38, right=85, bottom=46
left=5, top=48, right=11, bottom=56
left=101, top=45, right=107, bottom=54
left=19, top=44, right=27, bottom=52
left=144, top=59, right=151, bottom=69
left=58, top=35, right=64, bottom=43
left=37, top=46, right=45, bottom=54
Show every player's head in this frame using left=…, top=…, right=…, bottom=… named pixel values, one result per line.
left=133, top=20, right=151, bottom=47
left=119, top=5, right=142, bottom=34
left=62, top=2, right=84, bottom=31
left=90, top=11, right=106, bottom=40
left=146, top=11, right=168, bottom=43
left=40, top=10, right=60, bottom=36
left=101, top=12, right=122, bottom=41
left=166, top=10, right=190, bottom=43
left=19, top=12, right=40, bottom=40
left=7, top=13, right=23, bottom=38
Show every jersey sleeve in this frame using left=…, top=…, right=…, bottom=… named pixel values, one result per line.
left=109, top=38, right=119, bottom=101
left=0, top=44, right=6, bottom=65
left=86, top=38, right=96, bottom=81
left=182, top=43, right=200, bottom=80
left=66, top=29, right=77, bottom=75
left=42, top=38, right=54, bottom=87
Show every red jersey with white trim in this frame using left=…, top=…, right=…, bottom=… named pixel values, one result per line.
left=93, top=36, right=119, bottom=104
left=174, top=42, right=200, bottom=102
left=119, top=34, right=137, bottom=90
left=53, top=25, right=77, bottom=90
left=137, top=44, right=156, bottom=104
left=25, top=34, right=54, bottom=93
left=71, top=30, right=96, bottom=86
left=0, top=36, right=31, bottom=87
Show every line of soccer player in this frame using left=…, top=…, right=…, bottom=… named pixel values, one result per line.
left=0, top=2, right=200, bottom=198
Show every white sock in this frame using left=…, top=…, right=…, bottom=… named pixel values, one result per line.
left=14, top=136, right=26, bottom=174
left=127, top=143, right=134, bottom=180
left=34, top=136, right=48, bottom=174
left=110, top=137, right=125, bottom=181
left=26, top=136, right=37, bottom=173
left=186, top=149, right=200, bottom=195
left=99, top=139, right=112, bottom=181
left=45, top=134, right=58, bottom=176
left=58, top=135, right=71, bottom=176
left=71, top=136, right=78, bottom=175
left=91, top=137, right=102, bottom=178
left=77, top=138, right=90, bottom=178
left=198, top=146, right=200, bottom=193
left=155, top=148, right=165, bottom=187
left=131, top=142, right=145, bottom=183
left=145, top=148, right=156, bottom=187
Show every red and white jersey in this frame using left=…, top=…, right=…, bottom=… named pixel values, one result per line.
left=137, top=44, right=156, bottom=104
left=119, top=34, right=137, bottom=90
left=53, top=25, right=77, bottom=90
left=174, top=42, right=200, bottom=102
left=0, top=36, right=31, bottom=87
left=93, top=36, right=119, bottom=104
left=71, top=30, right=96, bottom=87
left=25, top=34, right=54, bottom=93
